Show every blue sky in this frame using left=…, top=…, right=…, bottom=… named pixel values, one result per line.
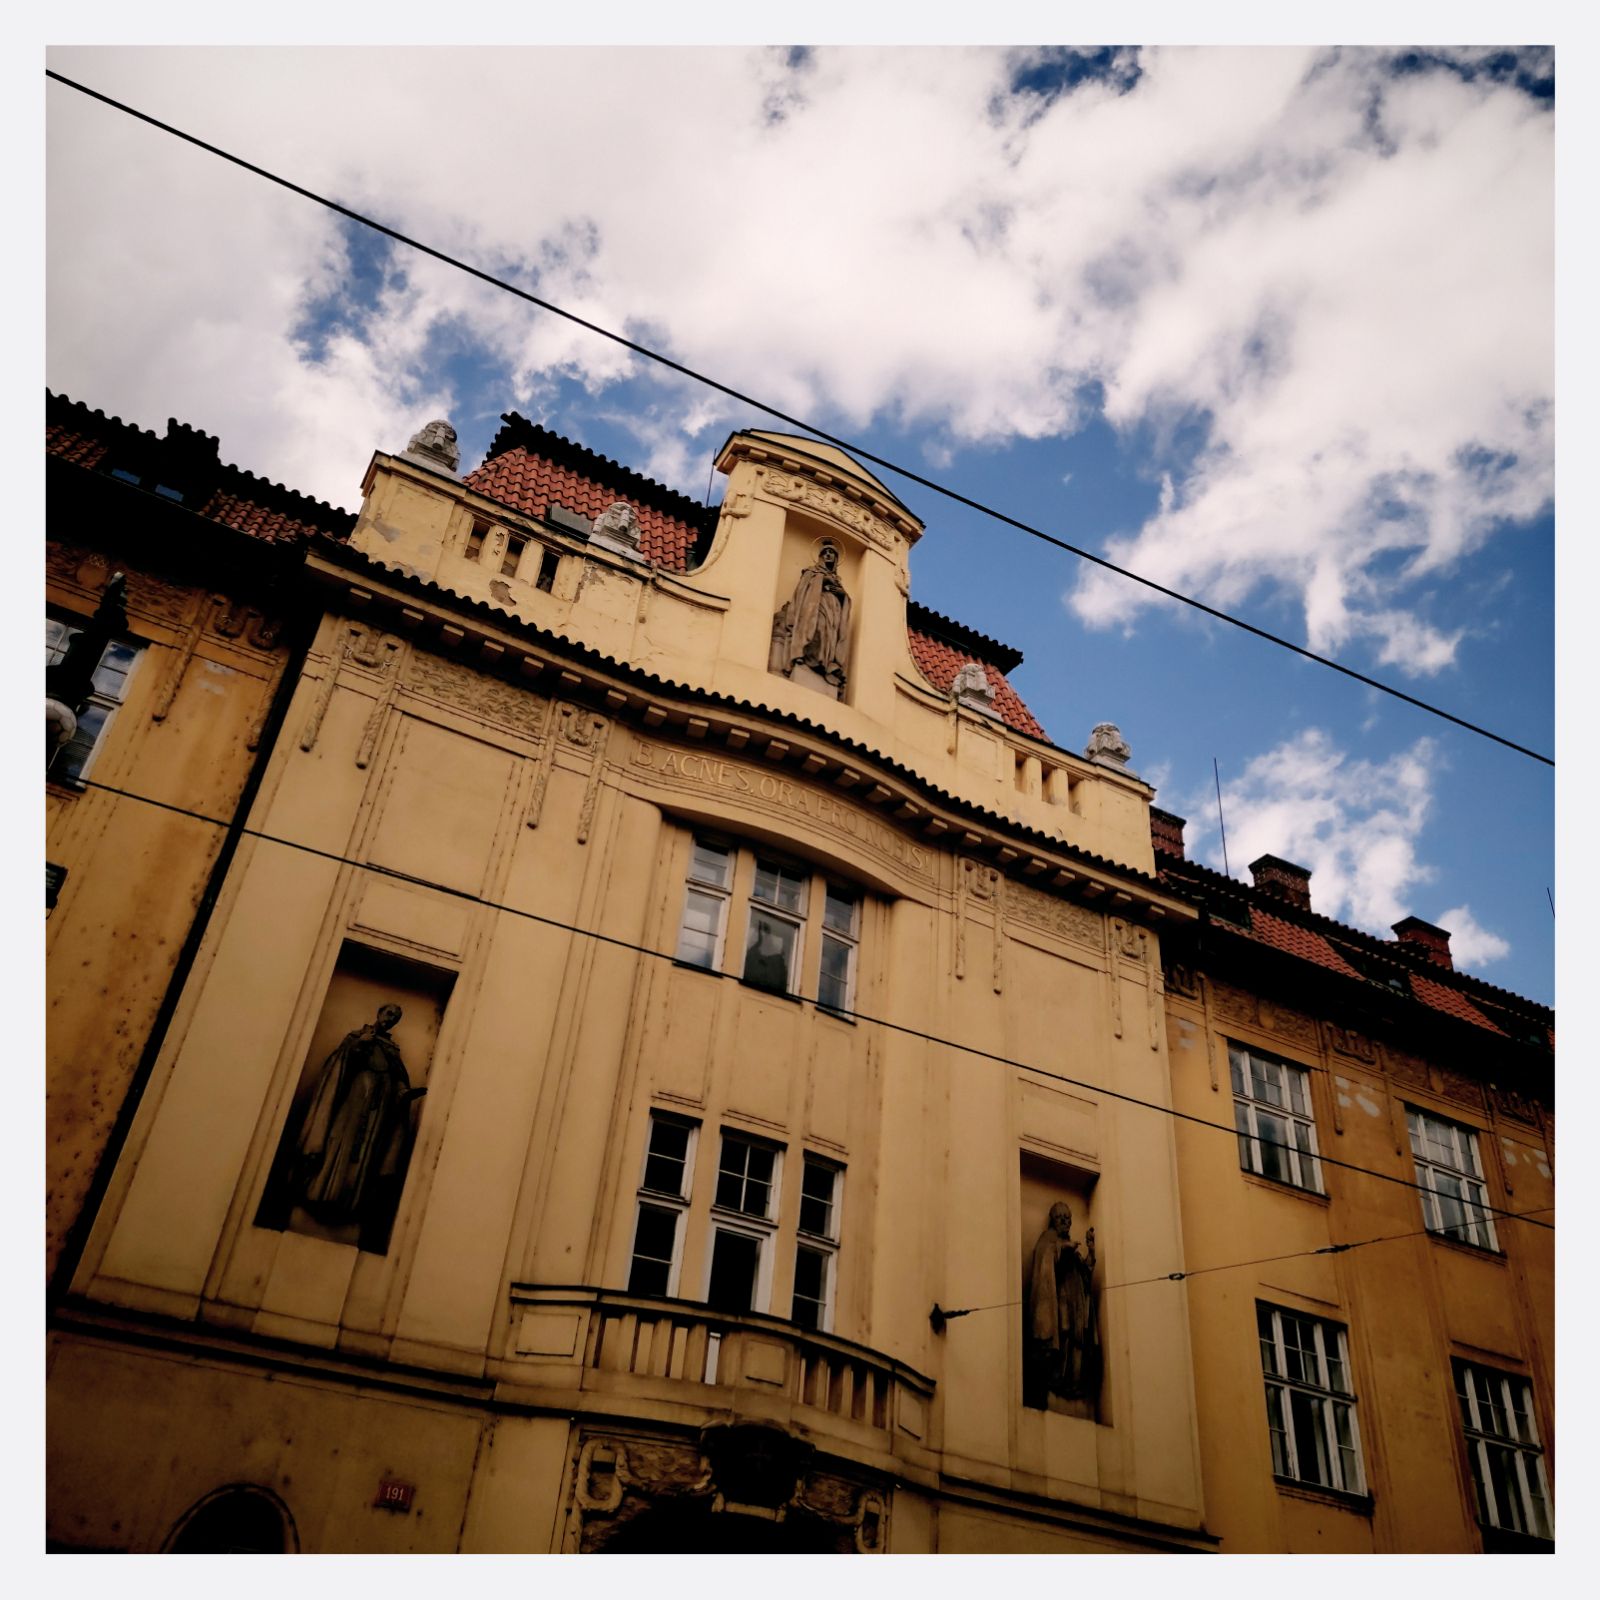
left=44, top=43, right=1555, bottom=1003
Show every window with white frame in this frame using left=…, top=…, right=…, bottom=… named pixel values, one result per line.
left=1454, top=1360, right=1552, bottom=1540
left=706, top=1131, right=780, bottom=1314
left=46, top=617, right=141, bottom=787
left=817, top=887, right=859, bottom=1014
left=675, top=840, right=735, bottom=970
left=1256, top=1303, right=1365, bottom=1496
left=627, top=1112, right=698, bottom=1296
left=792, top=1157, right=841, bottom=1332
left=1407, top=1107, right=1498, bottom=1250
left=1230, top=1043, right=1322, bottom=1193
left=674, top=838, right=866, bottom=1009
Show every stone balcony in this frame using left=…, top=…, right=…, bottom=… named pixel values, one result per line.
left=502, top=1286, right=937, bottom=1477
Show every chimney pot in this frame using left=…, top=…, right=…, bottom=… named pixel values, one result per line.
left=1393, top=916, right=1453, bottom=970
left=1150, top=807, right=1187, bottom=859
left=1249, top=853, right=1312, bottom=912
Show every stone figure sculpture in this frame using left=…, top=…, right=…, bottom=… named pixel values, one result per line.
left=590, top=500, right=645, bottom=559
left=952, top=661, right=997, bottom=716
left=1084, top=722, right=1132, bottom=770
left=288, top=1003, right=426, bottom=1249
left=769, top=543, right=853, bottom=693
left=1023, top=1202, right=1100, bottom=1411
left=401, top=419, right=460, bottom=476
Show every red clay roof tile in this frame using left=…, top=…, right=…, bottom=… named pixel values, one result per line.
left=1411, top=972, right=1506, bottom=1034
left=907, top=628, right=1048, bottom=741
left=1247, top=905, right=1366, bottom=980
left=463, top=446, right=701, bottom=571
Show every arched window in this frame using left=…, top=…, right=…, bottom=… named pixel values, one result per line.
left=166, top=1485, right=297, bottom=1553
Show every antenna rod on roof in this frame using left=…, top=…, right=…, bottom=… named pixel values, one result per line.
left=1214, top=757, right=1231, bottom=880
left=1547, top=886, right=1555, bottom=918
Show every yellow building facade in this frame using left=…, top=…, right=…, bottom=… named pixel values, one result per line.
left=45, top=403, right=1552, bottom=1554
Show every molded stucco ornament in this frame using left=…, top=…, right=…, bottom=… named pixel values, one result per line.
left=1084, top=722, right=1134, bottom=772
left=952, top=661, right=1000, bottom=718
left=400, top=419, right=460, bottom=476
left=590, top=500, right=647, bottom=561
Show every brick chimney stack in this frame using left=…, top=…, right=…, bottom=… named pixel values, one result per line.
left=1249, top=854, right=1312, bottom=913
left=1393, top=916, right=1453, bottom=970
left=1150, top=807, right=1187, bottom=859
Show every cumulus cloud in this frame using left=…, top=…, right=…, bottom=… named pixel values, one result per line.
left=1435, top=905, right=1512, bottom=968
left=1180, top=729, right=1512, bottom=963
left=46, top=45, right=1550, bottom=675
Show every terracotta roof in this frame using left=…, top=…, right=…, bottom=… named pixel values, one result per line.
left=463, top=446, right=704, bottom=571
left=906, top=627, right=1049, bottom=741
left=46, top=392, right=354, bottom=545
left=1248, top=905, right=1365, bottom=981
left=1410, top=972, right=1506, bottom=1035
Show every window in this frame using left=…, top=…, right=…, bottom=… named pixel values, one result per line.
left=536, top=547, right=560, bottom=592
left=675, top=840, right=734, bottom=970
left=674, top=838, right=864, bottom=1008
left=744, top=860, right=807, bottom=995
left=1256, top=1303, right=1365, bottom=1496
left=46, top=617, right=141, bottom=786
left=706, top=1132, right=780, bottom=1314
left=501, top=533, right=528, bottom=578
left=1230, top=1044, right=1322, bottom=1193
left=464, top=521, right=487, bottom=561
left=627, top=1112, right=697, bottom=1296
left=1454, top=1361, right=1552, bottom=1540
left=792, top=1157, right=841, bottom=1332
left=1408, top=1107, right=1498, bottom=1250
left=818, top=887, right=859, bottom=1014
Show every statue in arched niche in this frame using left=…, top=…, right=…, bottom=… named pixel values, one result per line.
left=770, top=542, right=852, bottom=696
left=1023, top=1202, right=1100, bottom=1412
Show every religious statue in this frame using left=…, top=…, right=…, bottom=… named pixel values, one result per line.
left=287, top=1003, right=427, bottom=1251
left=769, top=542, right=852, bottom=694
left=1023, top=1202, right=1100, bottom=1412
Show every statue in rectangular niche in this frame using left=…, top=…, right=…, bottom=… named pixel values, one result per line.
left=263, top=1003, right=427, bottom=1254
left=769, top=540, right=852, bottom=697
left=1023, top=1201, right=1101, bottom=1416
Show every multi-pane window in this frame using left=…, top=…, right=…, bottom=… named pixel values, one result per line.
left=674, top=839, right=864, bottom=1009
left=706, top=1132, right=780, bottom=1314
left=675, top=841, right=735, bottom=970
left=792, top=1158, right=841, bottom=1332
left=818, top=887, right=860, bottom=1014
left=744, top=860, right=807, bottom=995
left=1230, top=1044, right=1322, bottom=1193
left=627, top=1113, right=697, bottom=1297
left=1408, top=1107, right=1498, bottom=1251
left=1256, top=1303, right=1365, bottom=1495
left=46, top=617, right=141, bottom=787
left=1454, top=1361, right=1552, bottom=1540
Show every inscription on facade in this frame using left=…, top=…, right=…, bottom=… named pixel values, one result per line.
left=630, top=738, right=933, bottom=881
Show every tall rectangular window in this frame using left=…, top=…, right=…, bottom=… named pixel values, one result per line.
left=818, top=886, right=859, bottom=1014
left=792, top=1157, right=841, bottom=1332
left=1256, top=1303, right=1365, bottom=1495
left=1454, top=1361, right=1552, bottom=1540
left=675, top=840, right=733, bottom=969
left=46, top=618, right=141, bottom=787
left=704, top=1131, right=780, bottom=1315
left=1230, top=1044, right=1322, bottom=1193
left=1408, top=1107, right=1498, bottom=1250
left=744, top=860, right=807, bottom=995
left=627, top=1112, right=697, bottom=1297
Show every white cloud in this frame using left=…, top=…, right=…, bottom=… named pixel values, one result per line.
left=1435, top=905, right=1512, bottom=968
left=1183, top=727, right=1452, bottom=935
left=45, top=45, right=1550, bottom=676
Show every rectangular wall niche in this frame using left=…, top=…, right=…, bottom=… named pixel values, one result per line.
left=255, top=940, right=455, bottom=1255
left=1020, top=1151, right=1102, bottom=1422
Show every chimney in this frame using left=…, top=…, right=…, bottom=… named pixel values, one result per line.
left=1393, top=916, right=1453, bottom=970
left=1249, top=854, right=1312, bottom=913
left=1150, top=807, right=1187, bottom=859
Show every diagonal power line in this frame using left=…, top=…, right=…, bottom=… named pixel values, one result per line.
left=45, top=67, right=1553, bottom=769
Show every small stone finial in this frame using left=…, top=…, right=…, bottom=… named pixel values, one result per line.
left=589, top=500, right=646, bottom=561
left=400, top=419, right=460, bottom=476
left=1084, top=722, right=1133, bottom=771
left=952, top=661, right=1000, bottom=718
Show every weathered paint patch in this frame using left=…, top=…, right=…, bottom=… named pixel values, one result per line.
left=1354, top=1092, right=1382, bottom=1117
left=1501, top=1138, right=1518, bottom=1167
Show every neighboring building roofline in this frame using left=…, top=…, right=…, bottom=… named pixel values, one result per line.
left=905, top=600, right=1025, bottom=674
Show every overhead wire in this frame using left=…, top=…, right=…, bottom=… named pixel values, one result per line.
left=68, top=772, right=1554, bottom=1233
left=44, top=67, right=1555, bottom=770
